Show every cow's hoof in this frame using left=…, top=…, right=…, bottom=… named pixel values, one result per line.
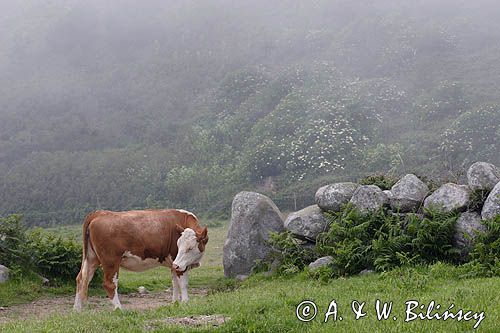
left=73, top=296, right=83, bottom=312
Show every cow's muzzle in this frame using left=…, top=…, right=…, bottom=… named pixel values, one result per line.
left=172, top=263, right=200, bottom=276
left=172, top=264, right=184, bottom=272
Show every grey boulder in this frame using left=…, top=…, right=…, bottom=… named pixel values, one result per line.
left=467, top=162, right=500, bottom=191
left=423, top=183, right=470, bottom=213
left=349, top=185, right=388, bottom=213
left=389, top=174, right=429, bottom=212
left=284, top=205, right=328, bottom=241
left=223, top=191, right=284, bottom=277
left=454, top=212, right=486, bottom=256
left=308, top=256, right=333, bottom=271
left=383, top=190, right=393, bottom=200
left=482, top=181, right=500, bottom=220
left=315, top=182, right=359, bottom=211
left=0, top=264, right=9, bottom=283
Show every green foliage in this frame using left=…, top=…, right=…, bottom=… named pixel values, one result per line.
left=268, top=231, right=316, bottom=275
left=273, top=205, right=460, bottom=279
left=459, top=215, right=500, bottom=278
left=468, top=189, right=490, bottom=212
left=412, top=209, right=460, bottom=262
left=358, top=173, right=398, bottom=190
left=0, top=214, right=84, bottom=283
left=316, top=207, right=386, bottom=276
left=26, top=229, right=83, bottom=282
left=0, top=215, right=32, bottom=271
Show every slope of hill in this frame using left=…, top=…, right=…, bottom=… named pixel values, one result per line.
left=0, top=0, right=499, bottom=225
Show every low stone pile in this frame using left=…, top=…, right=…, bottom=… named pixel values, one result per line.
left=223, top=161, right=500, bottom=277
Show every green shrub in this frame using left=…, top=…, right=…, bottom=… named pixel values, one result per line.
left=316, top=206, right=387, bottom=276
left=371, top=214, right=415, bottom=271
left=0, top=214, right=87, bottom=283
left=272, top=205, right=461, bottom=279
left=373, top=210, right=460, bottom=271
left=459, top=215, right=500, bottom=277
left=468, top=189, right=490, bottom=212
left=307, top=265, right=334, bottom=283
left=358, top=173, right=398, bottom=190
left=411, top=209, right=460, bottom=262
left=0, top=215, right=32, bottom=272
left=27, top=228, right=83, bottom=283
left=268, top=231, right=316, bottom=275
left=268, top=200, right=500, bottom=281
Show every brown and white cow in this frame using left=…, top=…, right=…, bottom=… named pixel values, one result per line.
left=73, top=209, right=208, bottom=311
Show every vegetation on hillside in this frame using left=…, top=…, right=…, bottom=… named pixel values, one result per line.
left=1, top=0, right=500, bottom=226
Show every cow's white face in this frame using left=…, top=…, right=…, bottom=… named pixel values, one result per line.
left=173, top=227, right=208, bottom=273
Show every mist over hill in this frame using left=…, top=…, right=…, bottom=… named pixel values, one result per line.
left=0, top=0, right=499, bottom=225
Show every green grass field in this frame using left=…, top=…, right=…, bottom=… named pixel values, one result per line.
left=1, top=223, right=500, bottom=332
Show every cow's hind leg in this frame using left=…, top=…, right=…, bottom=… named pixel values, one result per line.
left=74, top=249, right=100, bottom=311
left=102, top=263, right=122, bottom=310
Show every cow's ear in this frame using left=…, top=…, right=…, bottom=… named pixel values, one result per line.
left=197, top=226, right=208, bottom=241
left=175, top=224, right=185, bottom=234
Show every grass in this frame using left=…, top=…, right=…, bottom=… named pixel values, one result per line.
left=2, top=264, right=499, bottom=332
left=2, top=221, right=500, bottom=332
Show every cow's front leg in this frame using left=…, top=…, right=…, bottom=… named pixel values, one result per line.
left=171, top=272, right=181, bottom=303
left=179, top=271, right=189, bottom=302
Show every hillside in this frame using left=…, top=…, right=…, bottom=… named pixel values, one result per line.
left=0, top=0, right=499, bottom=225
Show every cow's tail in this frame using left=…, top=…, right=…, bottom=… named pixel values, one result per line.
left=82, top=211, right=99, bottom=260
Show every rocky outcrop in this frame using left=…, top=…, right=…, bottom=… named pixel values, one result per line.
left=481, top=182, right=500, bottom=220
left=284, top=205, right=328, bottom=241
left=454, top=212, right=486, bottom=257
left=389, top=174, right=429, bottom=212
left=349, top=185, right=388, bottom=213
left=308, top=256, right=333, bottom=271
left=423, top=183, right=470, bottom=213
left=223, top=191, right=284, bottom=277
left=315, top=182, right=359, bottom=211
left=467, top=162, right=500, bottom=191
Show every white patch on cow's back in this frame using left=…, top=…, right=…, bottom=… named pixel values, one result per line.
left=176, top=209, right=198, bottom=220
left=120, top=251, right=171, bottom=272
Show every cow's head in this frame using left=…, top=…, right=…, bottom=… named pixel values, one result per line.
left=172, top=225, right=208, bottom=274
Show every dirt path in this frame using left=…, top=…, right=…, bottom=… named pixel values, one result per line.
left=0, top=288, right=208, bottom=325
